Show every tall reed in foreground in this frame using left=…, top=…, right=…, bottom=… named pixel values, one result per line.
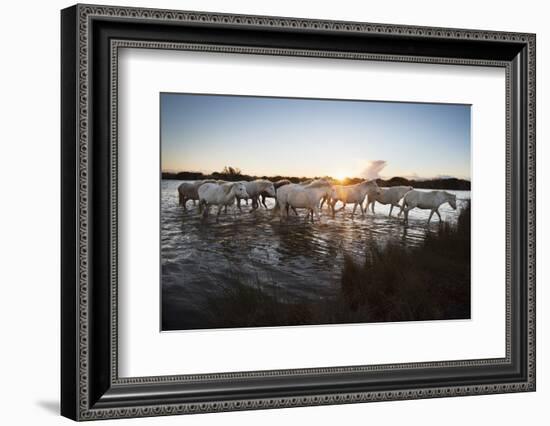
left=340, top=203, right=470, bottom=322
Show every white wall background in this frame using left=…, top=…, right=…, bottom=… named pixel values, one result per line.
left=0, top=0, right=546, bottom=424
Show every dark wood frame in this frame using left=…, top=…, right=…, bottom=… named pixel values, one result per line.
left=61, top=4, right=536, bottom=421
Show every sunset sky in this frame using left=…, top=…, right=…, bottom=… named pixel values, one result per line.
left=160, top=93, right=471, bottom=181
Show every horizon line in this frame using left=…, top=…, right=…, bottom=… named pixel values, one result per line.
left=161, top=170, right=471, bottom=183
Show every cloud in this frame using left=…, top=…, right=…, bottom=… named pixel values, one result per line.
left=361, top=160, right=387, bottom=180
left=400, top=173, right=458, bottom=181
left=402, top=172, right=426, bottom=181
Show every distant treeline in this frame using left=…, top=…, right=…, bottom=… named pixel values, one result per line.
left=162, top=166, right=470, bottom=190
left=376, top=176, right=471, bottom=190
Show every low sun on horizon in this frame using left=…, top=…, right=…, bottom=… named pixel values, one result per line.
left=331, top=171, right=350, bottom=181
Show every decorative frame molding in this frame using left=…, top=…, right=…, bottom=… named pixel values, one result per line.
left=61, top=4, right=536, bottom=421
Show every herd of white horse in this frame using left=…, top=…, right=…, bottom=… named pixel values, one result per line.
left=176, top=178, right=458, bottom=224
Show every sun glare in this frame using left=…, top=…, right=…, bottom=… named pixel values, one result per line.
left=332, top=171, right=348, bottom=181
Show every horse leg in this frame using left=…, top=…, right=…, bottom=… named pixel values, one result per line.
left=400, top=202, right=410, bottom=222
left=352, top=203, right=358, bottom=217
left=398, top=202, right=405, bottom=217
left=330, top=200, right=337, bottom=218
left=436, top=209, right=442, bottom=222
left=314, top=206, right=321, bottom=222
left=333, top=201, right=346, bottom=217
left=427, top=209, right=435, bottom=224
left=216, top=205, right=223, bottom=222
left=292, top=206, right=299, bottom=216
left=182, top=196, right=188, bottom=211
left=202, top=203, right=209, bottom=218
left=389, top=204, right=393, bottom=217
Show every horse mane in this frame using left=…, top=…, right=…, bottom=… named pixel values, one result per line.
left=221, top=183, right=234, bottom=194
left=305, top=179, right=330, bottom=189
left=274, top=179, right=290, bottom=188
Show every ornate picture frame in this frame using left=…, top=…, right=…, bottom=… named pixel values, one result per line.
left=61, top=4, right=536, bottom=421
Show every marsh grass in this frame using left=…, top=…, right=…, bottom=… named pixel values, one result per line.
left=203, top=273, right=313, bottom=328
left=196, top=203, right=471, bottom=329
left=340, top=203, right=471, bottom=322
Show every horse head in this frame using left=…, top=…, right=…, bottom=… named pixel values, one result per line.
left=230, top=182, right=248, bottom=199
left=362, top=180, right=381, bottom=196
left=264, top=182, right=276, bottom=197
left=446, top=192, right=457, bottom=209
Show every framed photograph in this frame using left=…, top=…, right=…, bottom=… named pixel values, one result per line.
left=61, top=4, right=536, bottom=421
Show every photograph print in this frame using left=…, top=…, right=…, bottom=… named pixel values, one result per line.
left=160, top=93, right=471, bottom=331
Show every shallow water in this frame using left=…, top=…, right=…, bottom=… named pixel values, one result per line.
left=161, top=180, right=470, bottom=329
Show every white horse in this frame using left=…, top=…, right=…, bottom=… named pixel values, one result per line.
left=274, top=183, right=302, bottom=217
left=236, top=180, right=276, bottom=210
left=177, top=179, right=216, bottom=210
left=198, top=182, right=248, bottom=220
left=366, top=185, right=413, bottom=216
left=259, top=179, right=291, bottom=208
left=285, top=180, right=333, bottom=222
left=330, top=181, right=380, bottom=217
left=398, top=190, right=457, bottom=224
left=276, top=179, right=328, bottom=218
